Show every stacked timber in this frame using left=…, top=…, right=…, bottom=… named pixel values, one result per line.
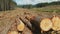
left=7, top=16, right=32, bottom=34
left=7, top=14, right=60, bottom=34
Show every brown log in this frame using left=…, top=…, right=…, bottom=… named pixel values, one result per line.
left=31, top=17, right=42, bottom=34
left=25, top=15, right=41, bottom=34
left=19, top=17, right=32, bottom=30
left=25, top=15, right=41, bottom=27
left=15, top=17, right=25, bottom=31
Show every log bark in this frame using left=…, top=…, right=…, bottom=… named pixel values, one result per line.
left=30, top=16, right=41, bottom=34
left=19, top=17, right=32, bottom=30
left=25, top=15, right=41, bottom=34
left=16, top=17, right=25, bottom=31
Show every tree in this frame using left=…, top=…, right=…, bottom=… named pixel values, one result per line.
left=0, top=0, right=17, bottom=11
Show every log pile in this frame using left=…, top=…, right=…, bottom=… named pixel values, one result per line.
left=7, top=13, right=60, bottom=34
left=7, top=16, right=33, bottom=34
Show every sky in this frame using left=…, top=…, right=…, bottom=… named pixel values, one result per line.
left=13, top=0, right=60, bottom=5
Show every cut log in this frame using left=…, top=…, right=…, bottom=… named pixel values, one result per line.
left=16, top=17, right=25, bottom=31
left=17, top=22, right=25, bottom=31
left=25, top=15, right=41, bottom=34
left=25, top=15, right=41, bottom=27
left=8, top=31, right=18, bottom=34
left=19, top=17, right=32, bottom=30
left=40, top=18, right=52, bottom=31
left=52, top=16, right=60, bottom=31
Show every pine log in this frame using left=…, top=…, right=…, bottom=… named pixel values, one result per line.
left=52, top=16, right=60, bottom=31
left=40, top=18, right=52, bottom=31
left=19, top=17, right=32, bottom=30
left=16, top=17, right=25, bottom=31
left=17, top=22, right=25, bottom=31
left=25, top=15, right=41, bottom=34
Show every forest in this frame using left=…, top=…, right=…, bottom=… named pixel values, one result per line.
left=0, top=0, right=17, bottom=11
left=0, top=0, right=60, bottom=10
left=17, top=1, right=60, bottom=9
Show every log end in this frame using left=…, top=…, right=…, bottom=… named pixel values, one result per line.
left=17, top=23, right=25, bottom=31
left=40, top=18, right=52, bottom=31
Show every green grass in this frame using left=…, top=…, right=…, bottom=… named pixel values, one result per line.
left=30, top=5, right=60, bottom=13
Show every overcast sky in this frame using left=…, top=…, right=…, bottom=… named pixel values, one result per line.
left=14, top=0, right=59, bottom=5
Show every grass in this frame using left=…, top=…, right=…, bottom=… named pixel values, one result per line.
left=30, top=5, right=60, bottom=13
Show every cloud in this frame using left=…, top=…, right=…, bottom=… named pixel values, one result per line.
left=14, top=0, right=59, bottom=5
left=14, top=0, right=33, bottom=5
left=33, top=0, right=58, bottom=3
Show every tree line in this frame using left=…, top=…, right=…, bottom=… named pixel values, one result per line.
left=0, top=0, right=60, bottom=11
left=0, top=0, right=17, bottom=11
left=17, top=1, right=60, bottom=9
